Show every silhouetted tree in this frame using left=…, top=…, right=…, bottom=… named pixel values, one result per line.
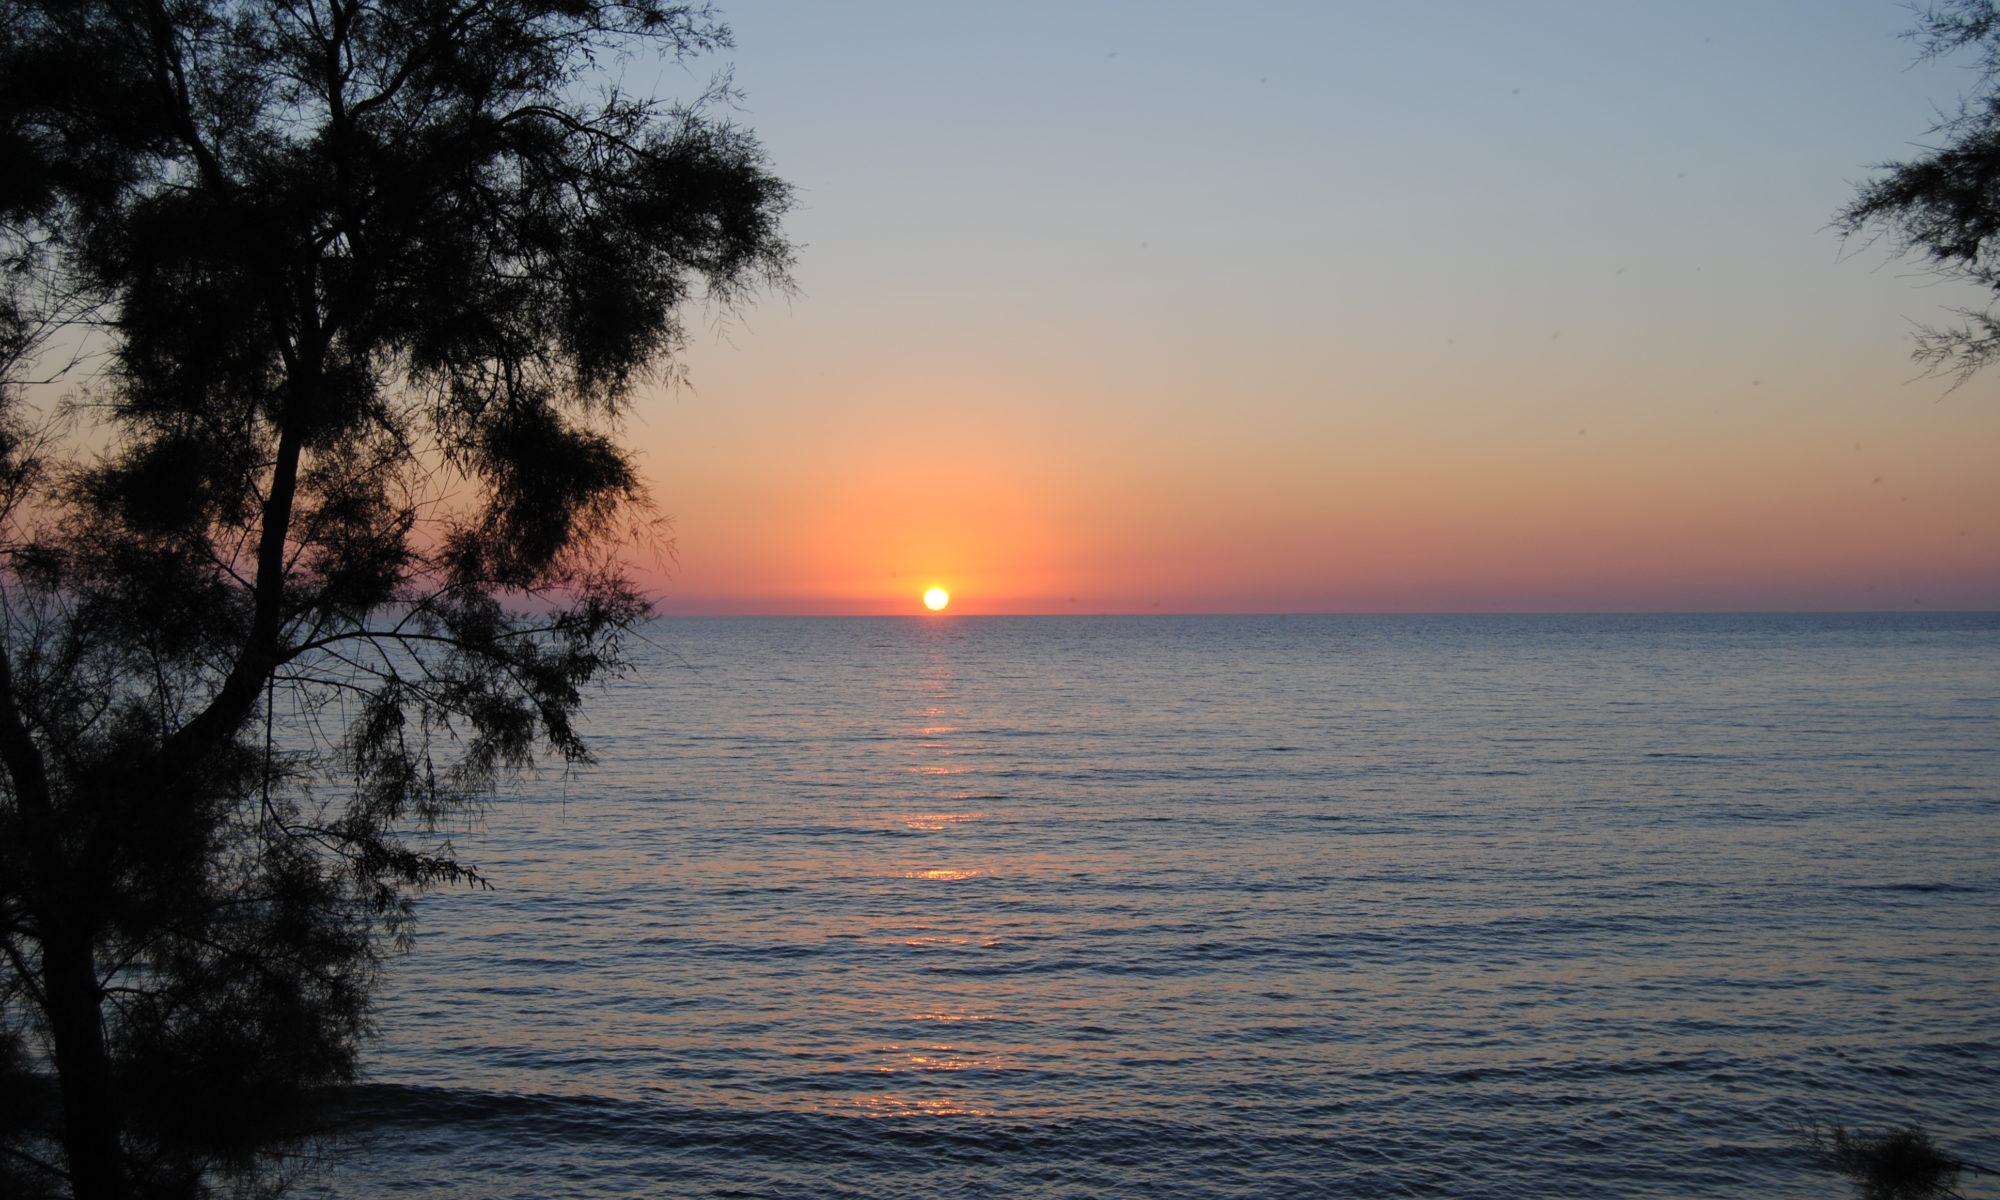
left=0, top=2, right=789, bottom=1196
left=1806, top=1123, right=1997, bottom=1200
left=1841, top=0, right=2000, bottom=382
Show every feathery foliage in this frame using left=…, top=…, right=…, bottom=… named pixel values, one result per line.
left=1807, top=1123, right=1983, bottom=1200
left=1840, top=0, right=2000, bottom=383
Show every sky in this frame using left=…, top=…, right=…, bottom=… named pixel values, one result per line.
left=621, top=0, right=2000, bottom=615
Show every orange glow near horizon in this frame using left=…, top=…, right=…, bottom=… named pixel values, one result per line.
left=637, top=348, right=2000, bottom=615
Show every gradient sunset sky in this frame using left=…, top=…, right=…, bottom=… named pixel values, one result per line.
left=627, top=1, right=2000, bottom=615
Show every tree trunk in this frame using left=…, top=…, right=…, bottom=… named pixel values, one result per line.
left=166, top=400, right=306, bottom=763
left=0, top=650, right=125, bottom=1197
left=42, top=923, right=125, bottom=1200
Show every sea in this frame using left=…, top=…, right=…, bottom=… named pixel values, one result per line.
left=304, top=613, right=2000, bottom=1199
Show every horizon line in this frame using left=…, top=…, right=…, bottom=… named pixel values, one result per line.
left=640, top=607, right=2000, bottom=619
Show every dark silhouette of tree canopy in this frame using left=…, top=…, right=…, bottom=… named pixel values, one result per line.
left=1841, top=0, right=2000, bottom=382
left=1807, top=1123, right=1998, bottom=1200
left=0, top=2, right=790, bottom=1196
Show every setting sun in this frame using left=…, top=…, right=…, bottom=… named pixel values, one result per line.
left=923, top=587, right=950, bottom=611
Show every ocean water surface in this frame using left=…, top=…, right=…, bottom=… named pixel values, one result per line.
left=307, top=613, right=2000, bottom=1198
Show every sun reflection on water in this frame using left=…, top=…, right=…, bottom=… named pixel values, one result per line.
left=832, top=1095, right=999, bottom=1119
left=867, top=1043, right=1009, bottom=1073
left=902, top=812, right=983, bottom=831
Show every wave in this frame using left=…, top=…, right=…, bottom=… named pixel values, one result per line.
left=308, top=1071, right=1852, bottom=1200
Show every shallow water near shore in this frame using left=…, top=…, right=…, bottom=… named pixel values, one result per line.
left=305, top=613, right=2000, bottom=1198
